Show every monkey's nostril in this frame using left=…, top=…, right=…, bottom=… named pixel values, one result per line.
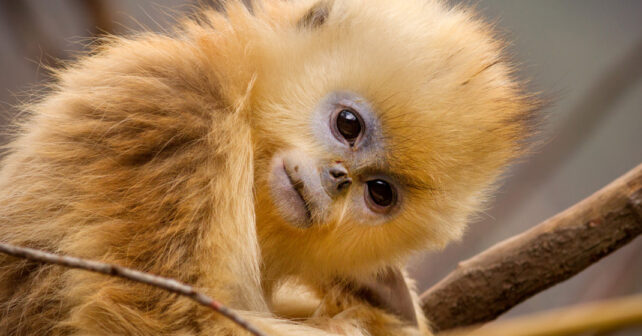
left=329, top=168, right=347, bottom=179
left=323, top=164, right=351, bottom=198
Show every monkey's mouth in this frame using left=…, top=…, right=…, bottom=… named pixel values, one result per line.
left=267, top=154, right=316, bottom=228
left=282, top=164, right=313, bottom=224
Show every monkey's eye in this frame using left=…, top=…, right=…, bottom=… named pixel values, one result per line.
left=334, top=109, right=363, bottom=146
left=365, top=179, right=396, bottom=211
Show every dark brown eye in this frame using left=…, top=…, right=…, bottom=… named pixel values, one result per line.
left=366, top=179, right=394, bottom=208
left=336, top=109, right=362, bottom=144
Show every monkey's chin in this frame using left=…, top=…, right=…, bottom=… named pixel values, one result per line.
left=268, top=157, right=312, bottom=228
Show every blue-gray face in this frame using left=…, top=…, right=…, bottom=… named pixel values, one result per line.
left=268, top=91, right=400, bottom=228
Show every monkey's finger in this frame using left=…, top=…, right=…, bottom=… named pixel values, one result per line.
left=348, top=267, right=418, bottom=327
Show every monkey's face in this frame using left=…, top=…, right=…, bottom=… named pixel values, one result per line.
left=250, top=0, right=534, bottom=275
left=267, top=91, right=396, bottom=229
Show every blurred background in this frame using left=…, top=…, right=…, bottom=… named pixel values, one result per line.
left=1, top=0, right=641, bottom=333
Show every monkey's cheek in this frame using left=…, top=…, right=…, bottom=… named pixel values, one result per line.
left=268, top=156, right=312, bottom=228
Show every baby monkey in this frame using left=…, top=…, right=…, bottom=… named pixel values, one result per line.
left=0, top=0, right=535, bottom=335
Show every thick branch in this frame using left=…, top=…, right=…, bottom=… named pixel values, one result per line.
left=0, top=243, right=269, bottom=336
left=421, top=163, right=642, bottom=332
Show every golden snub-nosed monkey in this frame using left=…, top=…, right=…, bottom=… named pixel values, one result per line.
left=0, top=0, right=537, bottom=335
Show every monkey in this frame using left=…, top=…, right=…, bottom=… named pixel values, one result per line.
left=0, top=0, right=536, bottom=335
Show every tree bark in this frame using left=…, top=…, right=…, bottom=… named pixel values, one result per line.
left=420, top=163, right=642, bottom=332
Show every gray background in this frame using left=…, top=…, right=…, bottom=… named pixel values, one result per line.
left=1, top=0, right=641, bottom=332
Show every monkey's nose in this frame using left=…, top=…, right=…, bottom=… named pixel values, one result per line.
left=321, top=163, right=352, bottom=198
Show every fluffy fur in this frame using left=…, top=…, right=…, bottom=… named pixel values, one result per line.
left=0, top=0, right=535, bottom=335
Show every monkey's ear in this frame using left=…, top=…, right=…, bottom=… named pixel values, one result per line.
left=296, top=1, right=332, bottom=29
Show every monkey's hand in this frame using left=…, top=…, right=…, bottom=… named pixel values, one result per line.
left=312, top=267, right=432, bottom=336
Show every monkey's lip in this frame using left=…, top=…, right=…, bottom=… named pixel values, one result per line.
left=267, top=157, right=314, bottom=228
left=282, top=163, right=313, bottom=223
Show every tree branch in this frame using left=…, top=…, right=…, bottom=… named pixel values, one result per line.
left=443, top=294, right=642, bottom=336
left=0, top=243, right=269, bottom=336
left=421, top=163, right=642, bottom=332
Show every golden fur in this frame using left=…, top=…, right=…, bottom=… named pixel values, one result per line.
left=0, top=0, right=535, bottom=335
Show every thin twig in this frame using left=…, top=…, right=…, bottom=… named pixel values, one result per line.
left=0, top=242, right=269, bottom=336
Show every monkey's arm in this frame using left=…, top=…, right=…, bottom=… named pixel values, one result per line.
left=0, top=33, right=266, bottom=334
left=0, top=34, right=403, bottom=336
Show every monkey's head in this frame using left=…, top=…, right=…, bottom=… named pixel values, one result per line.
left=241, top=0, right=536, bottom=277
